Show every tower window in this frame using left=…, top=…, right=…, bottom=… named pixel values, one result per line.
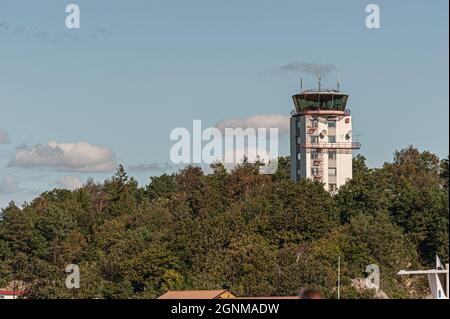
left=328, top=120, right=336, bottom=128
left=311, top=167, right=320, bottom=176
left=329, top=151, right=337, bottom=159
left=328, top=168, right=337, bottom=176
left=311, top=136, right=319, bottom=143
left=311, top=151, right=320, bottom=160
left=328, top=184, right=337, bottom=192
left=312, top=120, right=318, bottom=128
left=328, top=136, right=336, bottom=143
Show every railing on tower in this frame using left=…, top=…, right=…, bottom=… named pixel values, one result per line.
left=300, top=142, right=361, bottom=150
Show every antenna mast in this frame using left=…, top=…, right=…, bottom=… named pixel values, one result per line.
left=317, top=73, right=322, bottom=91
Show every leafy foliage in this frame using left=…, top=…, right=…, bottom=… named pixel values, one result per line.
left=0, top=147, right=448, bottom=298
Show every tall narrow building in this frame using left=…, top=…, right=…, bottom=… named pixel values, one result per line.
left=290, top=87, right=360, bottom=192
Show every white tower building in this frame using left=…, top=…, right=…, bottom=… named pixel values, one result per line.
left=290, top=85, right=360, bottom=192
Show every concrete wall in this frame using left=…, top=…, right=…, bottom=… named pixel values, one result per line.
left=290, top=113, right=354, bottom=191
left=290, top=117, right=298, bottom=181
left=335, top=115, right=353, bottom=189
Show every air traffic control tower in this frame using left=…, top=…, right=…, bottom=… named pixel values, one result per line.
left=290, top=81, right=360, bottom=192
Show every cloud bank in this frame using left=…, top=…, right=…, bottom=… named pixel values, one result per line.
left=0, top=129, right=10, bottom=144
left=9, top=141, right=116, bottom=172
left=57, top=176, right=83, bottom=190
left=0, top=176, right=17, bottom=194
left=276, top=61, right=337, bottom=77
left=215, top=113, right=290, bottom=135
left=0, top=20, right=111, bottom=42
left=128, top=162, right=173, bottom=173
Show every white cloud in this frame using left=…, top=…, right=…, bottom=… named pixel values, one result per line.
left=9, top=141, right=116, bottom=172
left=0, top=176, right=18, bottom=194
left=0, top=129, right=10, bottom=144
left=215, top=113, right=290, bottom=135
left=128, top=162, right=173, bottom=172
left=57, top=176, right=83, bottom=190
left=276, top=61, right=337, bottom=77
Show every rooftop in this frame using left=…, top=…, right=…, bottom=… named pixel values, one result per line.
left=157, top=290, right=300, bottom=299
left=158, top=290, right=235, bottom=299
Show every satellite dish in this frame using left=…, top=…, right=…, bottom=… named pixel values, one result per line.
left=320, top=130, right=327, bottom=138
left=345, top=130, right=352, bottom=140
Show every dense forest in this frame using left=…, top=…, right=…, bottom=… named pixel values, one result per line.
left=0, top=146, right=448, bottom=299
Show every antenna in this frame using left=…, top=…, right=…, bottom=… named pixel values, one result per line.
left=336, top=74, right=341, bottom=92
left=317, top=73, right=322, bottom=91
left=300, top=76, right=303, bottom=92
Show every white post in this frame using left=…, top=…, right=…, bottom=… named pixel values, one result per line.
left=337, top=256, right=341, bottom=299
left=446, top=264, right=449, bottom=299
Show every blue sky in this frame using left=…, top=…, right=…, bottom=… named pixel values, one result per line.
left=0, top=0, right=448, bottom=207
